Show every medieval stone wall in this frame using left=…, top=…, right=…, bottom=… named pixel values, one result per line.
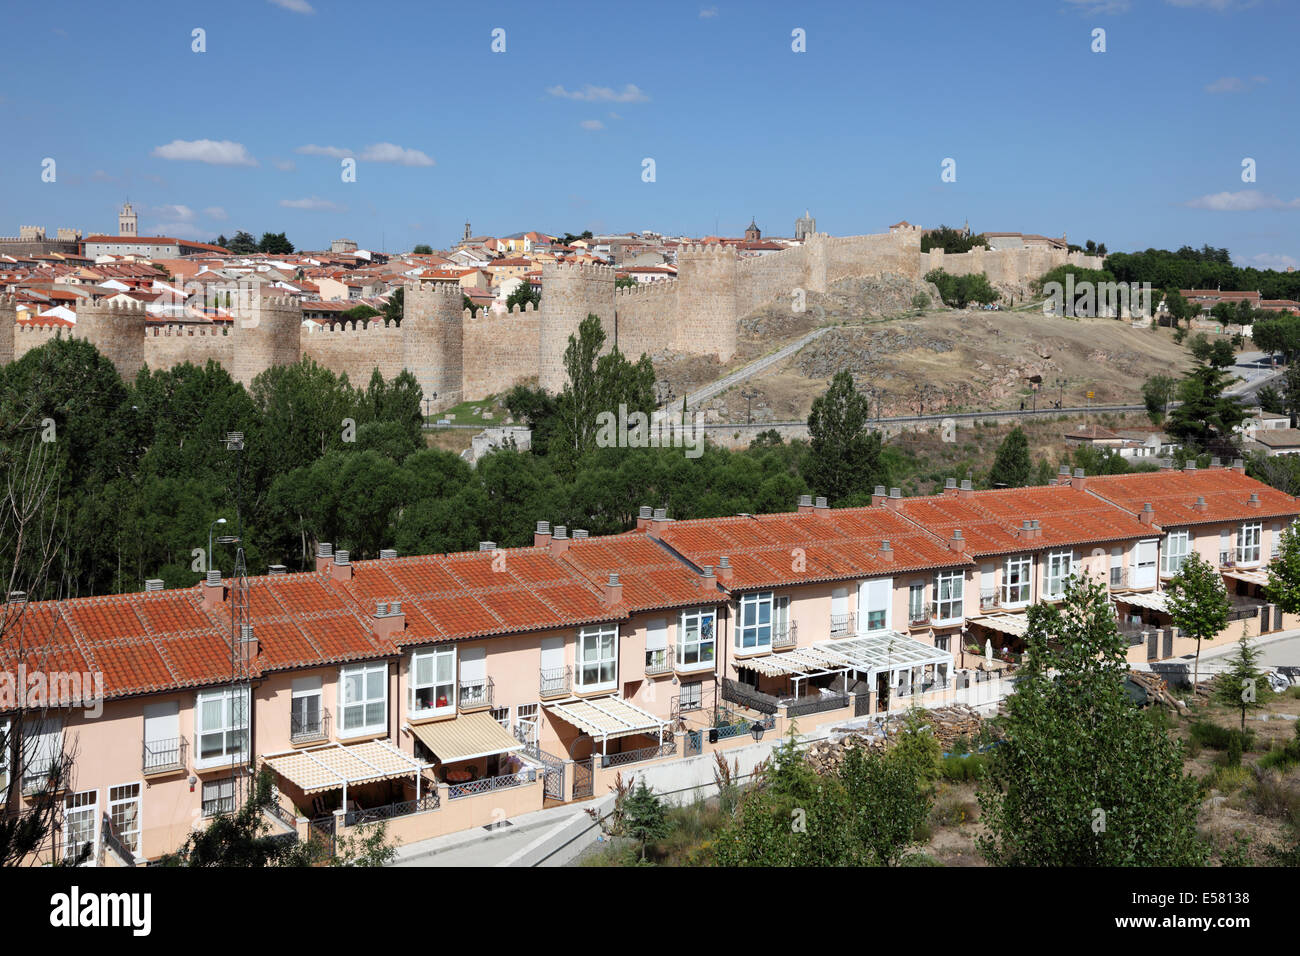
left=675, top=244, right=737, bottom=361
left=402, top=280, right=464, bottom=411
left=613, top=280, right=679, bottom=360
left=463, top=304, right=540, bottom=401
left=0, top=295, right=14, bottom=367
left=78, top=299, right=147, bottom=380
left=232, top=296, right=303, bottom=388
left=143, top=325, right=235, bottom=372
left=300, top=320, right=404, bottom=389
left=538, top=261, right=616, bottom=393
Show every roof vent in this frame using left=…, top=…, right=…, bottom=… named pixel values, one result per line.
left=1032, top=520, right=1040, bottom=529
left=239, top=623, right=255, bottom=644
left=6, top=591, right=26, bottom=604
left=317, top=542, right=334, bottom=558
left=144, top=578, right=164, bottom=592
left=553, top=525, right=568, bottom=539
left=268, top=564, right=287, bottom=575
left=798, top=494, right=813, bottom=507
left=1232, top=458, right=1245, bottom=470
left=390, top=601, right=402, bottom=615
left=1058, top=465, right=1070, bottom=476
left=334, top=549, right=349, bottom=565
left=638, top=506, right=653, bottom=519
left=205, top=569, right=222, bottom=586
left=1073, top=468, right=1084, bottom=479
left=945, top=478, right=957, bottom=490
left=652, top=508, right=667, bottom=521
left=536, top=520, right=551, bottom=534
left=1185, top=461, right=1197, bottom=471
left=718, top=555, right=731, bottom=568
left=573, top=529, right=589, bottom=539
left=376, top=601, right=389, bottom=616
left=960, top=479, right=973, bottom=491
left=479, top=541, right=496, bottom=551
left=608, top=572, right=620, bottom=586
left=889, top=487, right=901, bottom=498
left=814, top=496, right=828, bottom=509
left=1022, top=520, right=1032, bottom=530
left=379, top=549, right=397, bottom=560
left=1211, top=457, right=1222, bottom=467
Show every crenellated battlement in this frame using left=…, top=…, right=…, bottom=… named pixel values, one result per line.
left=614, top=279, right=679, bottom=300
left=314, top=318, right=400, bottom=334
left=411, top=279, right=467, bottom=298
left=147, top=324, right=231, bottom=337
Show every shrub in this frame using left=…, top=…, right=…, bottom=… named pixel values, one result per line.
left=1208, top=764, right=1249, bottom=793
left=1226, top=732, right=1242, bottom=767
left=1189, top=720, right=1255, bottom=752
left=1250, top=769, right=1300, bottom=827
left=940, top=753, right=987, bottom=782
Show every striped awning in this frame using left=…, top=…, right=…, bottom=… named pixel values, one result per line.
left=1223, top=568, right=1270, bottom=587
left=734, top=648, right=843, bottom=678
left=545, top=696, right=665, bottom=742
left=262, top=740, right=424, bottom=795
left=408, top=711, right=524, bottom=764
left=1112, top=590, right=1169, bottom=613
left=969, top=613, right=1030, bottom=638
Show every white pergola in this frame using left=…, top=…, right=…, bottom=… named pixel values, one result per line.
left=814, top=632, right=954, bottom=699
left=261, top=740, right=433, bottom=809
left=545, top=696, right=668, bottom=756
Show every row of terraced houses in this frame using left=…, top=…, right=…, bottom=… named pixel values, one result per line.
left=3, top=461, right=1298, bottom=865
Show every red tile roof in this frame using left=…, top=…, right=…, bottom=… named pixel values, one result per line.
left=1086, top=468, right=1300, bottom=527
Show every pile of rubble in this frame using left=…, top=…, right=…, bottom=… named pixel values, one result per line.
left=804, top=732, right=889, bottom=775
left=917, top=704, right=992, bottom=751
left=811, top=705, right=997, bottom=774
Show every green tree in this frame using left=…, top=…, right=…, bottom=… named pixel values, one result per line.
left=911, top=291, right=930, bottom=313
left=1164, top=550, right=1231, bottom=689
left=226, top=230, right=258, bottom=254
left=505, top=282, right=541, bottom=311
left=1212, top=630, right=1271, bottom=733
left=804, top=371, right=885, bottom=505
left=331, top=821, right=399, bottom=866
left=615, top=276, right=637, bottom=290
left=1165, top=360, right=1246, bottom=457
left=988, top=427, right=1032, bottom=488
left=841, top=745, right=932, bottom=866
left=977, top=573, right=1207, bottom=866
left=383, top=286, right=404, bottom=326
left=341, top=304, right=380, bottom=324
left=621, top=781, right=669, bottom=862
left=1265, top=521, right=1300, bottom=613
left=258, top=231, right=295, bottom=255
left=412, top=243, right=433, bottom=255
left=1141, top=374, right=1176, bottom=424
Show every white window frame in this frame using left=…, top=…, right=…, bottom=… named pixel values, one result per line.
left=339, top=661, right=388, bottom=738
left=676, top=608, right=716, bottom=672
left=407, top=647, right=455, bottom=718
left=21, top=717, right=64, bottom=792
left=859, top=577, right=892, bottom=633
left=908, top=582, right=926, bottom=624
left=1237, top=521, right=1262, bottom=566
left=774, top=594, right=791, bottom=643
left=577, top=623, right=619, bottom=690
left=1002, top=555, right=1031, bottom=606
left=1043, top=550, right=1075, bottom=599
left=108, top=783, right=143, bottom=858
left=63, top=789, right=98, bottom=865
left=933, top=571, right=964, bottom=623
left=490, top=706, right=511, bottom=730
left=736, top=592, right=774, bottom=650
left=0, top=719, right=8, bottom=791
left=1220, top=529, right=1233, bottom=566
left=194, top=686, right=249, bottom=769
left=201, top=777, right=236, bottom=818
left=290, top=677, right=323, bottom=739
left=679, top=681, right=703, bottom=711
left=1161, top=529, right=1190, bottom=577
left=515, top=703, right=540, bottom=746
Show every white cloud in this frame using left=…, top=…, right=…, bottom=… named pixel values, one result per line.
left=1166, top=0, right=1252, bottom=10
left=151, top=139, right=258, bottom=166
left=699, top=6, right=719, bottom=17
left=154, top=204, right=196, bottom=222
left=296, top=144, right=353, bottom=158
left=280, top=196, right=343, bottom=211
left=545, top=84, right=650, bottom=103
left=272, top=158, right=297, bottom=172
left=1185, top=191, right=1300, bottom=211
left=359, top=142, right=435, bottom=167
left=204, top=206, right=228, bottom=220
left=1205, top=75, right=1267, bottom=93
left=580, top=119, right=604, bottom=130
left=1247, top=252, right=1300, bottom=270
left=268, top=0, right=314, bottom=13
left=1060, top=0, right=1130, bottom=12
left=153, top=221, right=205, bottom=239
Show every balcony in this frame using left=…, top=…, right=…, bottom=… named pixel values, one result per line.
left=907, top=606, right=929, bottom=628
left=1110, top=566, right=1128, bottom=589
left=829, top=612, right=853, bottom=637
left=142, top=736, right=188, bottom=775
left=772, top=621, right=797, bottom=649
left=290, top=708, right=331, bottom=745
left=539, top=666, right=571, bottom=698
left=1220, top=551, right=1234, bottom=568
left=674, top=646, right=716, bottom=674
left=645, top=646, right=674, bottom=676
left=458, top=677, right=495, bottom=712
left=930, top=601, right=964, bottom=626
left=979, top=588, right=1000, bottom=611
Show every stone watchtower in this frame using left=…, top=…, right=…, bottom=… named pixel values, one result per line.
left=0, top=294, right=15, bottom=368
left=231, top=296, right=303, bottom=388
left=78, top=298, right=148, bottom=379
left=538, top=261, right=616, bottom=394
left=795, top=210, right=816, bottom=242
left=674, top=243, right=738, bottom=362
left=744, top=218, right=761, bottom=243
left=119, top=202, right=138, bottom=237
left=402, top=280, right=464, bottom=411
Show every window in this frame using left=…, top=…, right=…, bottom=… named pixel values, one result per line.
left=1271, top=523, right=1282, bottom=559
left=63, top=790, right=97, bottom=864
left=679, top=681, right=702, bottom=711
left=676, top=609, right=715, bottom=670
left=1002, top=555, right=1031, bottom=605
left=340, top=662, right=387, bottom=736
left=1238, top=521, right=1262, bottom=565
left=830, top=587, right=849, bottom=635
left=515, top=704, right=539, bottom=746
left=1161, top=529, right=1190, bottom=576
left=291, top=676, right=323, bottom=740
left=645, top=619, right=669, bottom=671
left=737, top=592, right=773, bottom=649
left=934, top=634, right=949, bottom=652
left=195, top=687, right=249, bottom=766
left=108, top=784, right=142, bottom=856
left=459, top=647, right=488, bottom=707
left=908, top=583, right=926, bottom=624
left=933, top=571, right=964, bottom=623
left=858, top=578, right=891, bottom=632
left=1043, top=550, right=1074, bottom=599
left=1219, top=529, right=1233, bottom=566
left=1133, top=539, right=1158, bottom=587
left=773, top=595, right=791, bottom=643
left=409, top=648, right=453, bottom=717
left=202, top=777, right=235, bottom=817
left=490, top=706, right=510, bottom=729
left=21, top=717, right=63, bottom=792
left=143, top=700, right=181, bottom=771
left=578, top=623, right=618, bottom=688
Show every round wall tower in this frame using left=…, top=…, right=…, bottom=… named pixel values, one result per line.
left=674, top=243, right=737, bottom=362
left=538, top=261, right=616, bottom=394
left=0, top=294, right=15, bottom=368
left=78, top=298, right=148, bottom=380
left=402, top=280, right=464, bottom=411
left=232, top=295, right=303, bottom=388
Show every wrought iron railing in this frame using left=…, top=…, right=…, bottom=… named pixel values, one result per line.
left=539, top=666, right=571, bottom=697
left=772, top=621, right=797, bottom=649
left=854, top=693, right=871, bottom=716
left=721, top=677, right=779, bottom=715
left=344, top=791, right=439, bottom=827
left=142, top=736, right=187, bottom=774
left=671, top=692, right=704, bottom=717
left=599, top=739, right=677, bottom=768
left=829, top=612, right=853, bottom=636
left=458, top=677, right=494, bottom=711
left=265, top=797, right=299, bottom=831
left=979, top=588, right=999, bottom=609
left=290, top=708, right=331, bottom=744
left=785, top=693, right=849, bottom=718
left=644, top=646, right=673, bottom=676
left=448, top=770, right=535, bottom=801
left=1227, top=602, right=1265, bottom=622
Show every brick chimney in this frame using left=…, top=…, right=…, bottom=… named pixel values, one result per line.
left=700, top=565, right=717, bottom=592
left=958, top=479, right=974, bottom=499
left=948, top=529, right=966, bottom=553
left=534, top=520, right=551, bottom=548
left=331, top=549, right=353, bottom=582
left=201, top=569, right=225, bottom=610
left=550, top=526, right=570, bottom=556
left=1192, top=495, right=1208, bottom=513
left=315, top=542, right=334, bottom=573
left=1070, top=467, right=1088, bottom=491
left=235, top=623, right=258, bottom=664
left=878, top=540, right=893, bottom=563
left=943, top=478, right=958, bottom=496
left=1055, top=465, right=1071, bottom=486
left=716, top=554, right=734, bottom=583
left=635, top=506, right=654, bottom=530
left=645, top=509, right=671, bottom=539
left=1247, top=493, right=1261, bottom=509
left=797, top=494, right=815, bottom=514
left=1139, top=502, right=1155, bottom=525
left=1231, top=458, right=1246, bottom=474
left=602, top=572, right=623, bottom=606
left=373, top=600, right=405, bottom=641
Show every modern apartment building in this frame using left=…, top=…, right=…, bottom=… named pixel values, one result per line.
left=3, top=461, right=1296, bottom=865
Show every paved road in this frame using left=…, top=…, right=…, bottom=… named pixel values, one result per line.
left=392, top=820, right=554, bottom=867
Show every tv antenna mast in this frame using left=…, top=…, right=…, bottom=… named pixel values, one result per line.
left=222, top=431, right=254, bottom=806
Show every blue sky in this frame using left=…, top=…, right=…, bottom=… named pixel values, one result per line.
left=1, top=0, right=1298, bottom=265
